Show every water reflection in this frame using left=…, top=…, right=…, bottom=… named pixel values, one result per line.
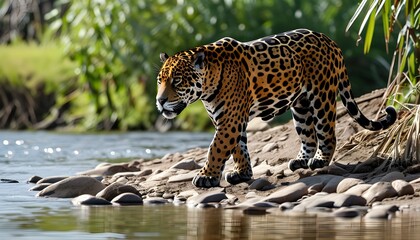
left=6, top=204, right=420, bottom=239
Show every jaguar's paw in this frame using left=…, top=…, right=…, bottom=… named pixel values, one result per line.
left=192, top=175, right=220, bottom=188
left=307, top=158, right=329, bottom=170
left=288, top=159, right=309, bottom=172
left=225, top=171, right=252, bottom=185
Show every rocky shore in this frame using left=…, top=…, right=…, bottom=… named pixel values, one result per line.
left=28, top=89, right=420, bottom=220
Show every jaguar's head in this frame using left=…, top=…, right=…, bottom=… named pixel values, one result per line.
left=156, top=51, right=205, bottom=119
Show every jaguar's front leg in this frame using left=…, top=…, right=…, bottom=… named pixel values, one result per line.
left=225, top=130, right=253, bottom=185
left=192, top=128, right=239, bottom=188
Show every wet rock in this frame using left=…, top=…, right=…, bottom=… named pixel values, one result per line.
left=249, top=178, right=272, bottom=190
left=345, top=183, right=372, bottom=196
left=362, top=182, right=398, bottom=204
left=330, top=193, right=367, bottom=207
left=243, top=206, right=268, bottom=215
left=111, top=193, right=143, bottom=205
left=27, top=175, right=43, bottom=183
left=372, top=204, right=399, bottom=213
left=380, top=171, right=405, bottom=182
left=252, top=201, right=278, bottom=208
left=187, top=189, right=228, bottom=206
left=261, top=182, right=308, bottom=204
left=176, top=189, right=199, bottom=201
left=167, top=170, right=198, bottom=183
left=37, top=176, right=105, bottom=198
left=78, top=163, right=138, bottom=176
left=336, top=178, right=364, bottom=193
left=279, top=202, right=298, bottom=211
left=364, top=208, right=393, bottom=219
left=322, top=176, right=345, bottom=193
left=143, top=197, right=169, bottom=205
left=333, top=207, right=360, bottom=218
left=37, top=176, right=68, bottom=184
left=29, top=183, right=51, bottom=191
left=71, top=194, right=111, bottom=206
left=162, top=192, right=175, bottom=199
left=96, top=182, right=140, bottom=201
left=1, top=178, right=19, bottom=183
left=196, top=203, right=218, bottom=209
left=170, top=158, right=201, bottom=170
left=392, top=180, right=415, bottom=196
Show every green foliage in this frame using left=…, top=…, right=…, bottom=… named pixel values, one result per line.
left=0, top=41, right=76, bottom=92
left=346, top=0, right=419, bottom=105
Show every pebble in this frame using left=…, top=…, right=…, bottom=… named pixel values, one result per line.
left=27, top=175, right=43, bottom=183
left=37, top=176, right=68, bottom=184
left=336, top=178, right=364, bottom=193
left=262, top=143, right=278, bottom=153
left=167, top=171, right=198, bottom=183
left=252, top=201, right=278, bottom=208
left=380, top=171, right=405, bottom=182
left=392, top=179, right=415, bottom=196
left=364, top=208, right=392, bottom=219
left=111, top=193, right=143, bottom=205
left=333, top=207, right=360, bottom=218
left=147, top=169, right=177, bottom=181
left=362, top=182, right=398, bottom=204
left=345, top=183, right=372, bottom=196
left=252, top=161, right=272, bottom=177
left=187, top=190, right=228, bottom=206
left=249, top=178, right=272, bottom=190
left=71, top=194, right=111, bottom=206
left=143, top=197, right=169, bottom=205
left=78, top=163, right=138, bottom=176
left=29, top=183, right=51, bottom=191
left=96, top=182, right=140, bottom=201
left=37, top=176, right=105, bottom=198
left=1, top=178, right=19, bottom=183
left=170, top=158, right=201, bottom=170
left=322, top=176, right=345, bottom=193
left=261, top=182, right=308, bottom=204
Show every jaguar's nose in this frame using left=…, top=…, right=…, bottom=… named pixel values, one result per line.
left=157, top=97, right=168, bottom=106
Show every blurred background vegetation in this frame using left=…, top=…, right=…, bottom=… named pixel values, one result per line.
left=0, top=0, right=399, bottom=131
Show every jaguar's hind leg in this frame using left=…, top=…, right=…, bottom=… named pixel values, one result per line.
left=289, top=100, right=317, bottom=171
left=307, top=96, right=337, bottom=170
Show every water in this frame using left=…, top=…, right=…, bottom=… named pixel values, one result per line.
left=1, top=131, right=420, bottom=239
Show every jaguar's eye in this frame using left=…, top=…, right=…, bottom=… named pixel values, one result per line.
left=172, top=77, right=182, bottom=86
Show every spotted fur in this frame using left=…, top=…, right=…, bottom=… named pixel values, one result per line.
left=156, top=29, right=397, bottom=188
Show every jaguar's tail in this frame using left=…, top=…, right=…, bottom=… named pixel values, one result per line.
left=339, top=74, right=397, bottom=131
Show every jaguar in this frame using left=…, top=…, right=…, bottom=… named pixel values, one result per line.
left=156, top=29, right=396, bottom=188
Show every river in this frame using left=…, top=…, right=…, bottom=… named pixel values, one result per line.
left=1, top=131, right=420, bottom=239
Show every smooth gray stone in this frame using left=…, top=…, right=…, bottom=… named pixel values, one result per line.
left=96, top=182, right=140, bottom=201
left=336, top=178, right=364, bottom=193
left=29, top=183, right=51, bottom=191
left=187, top=189, right=227, bottom=206
left=37, top=176, right=68, bottom=184
left=249, top=178, right=272, bottom=190
left=27, top=175, right=43, bottom=184
left=111, top=193, right=143, bottom=205
left=1, top=178, right=19, bottom=183
left=334, top=208, right=360, bottom=218
left=170, top=158, right=201, bottom=170
left=143, top=197, right=169, bottom=205
left=253, top=201, right=278, bottom=208
left=364, top=208, right=392, bottom=219
left=37, top=176, right=105, bottom=198
left=362, top=182, right=398, bottom=204
left=392, top=180, right=415, bottom=196
left=72, top=194, right=111, bottom=206
left=261, top=182, right=308, bottom=204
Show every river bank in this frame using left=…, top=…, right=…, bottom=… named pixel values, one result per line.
left=30, top=89, right=420, bottom=219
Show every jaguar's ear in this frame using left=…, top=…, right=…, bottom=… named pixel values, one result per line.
left=193, top=51, right=205, bottom=69
left=160, top=53, right=169, bottom=63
